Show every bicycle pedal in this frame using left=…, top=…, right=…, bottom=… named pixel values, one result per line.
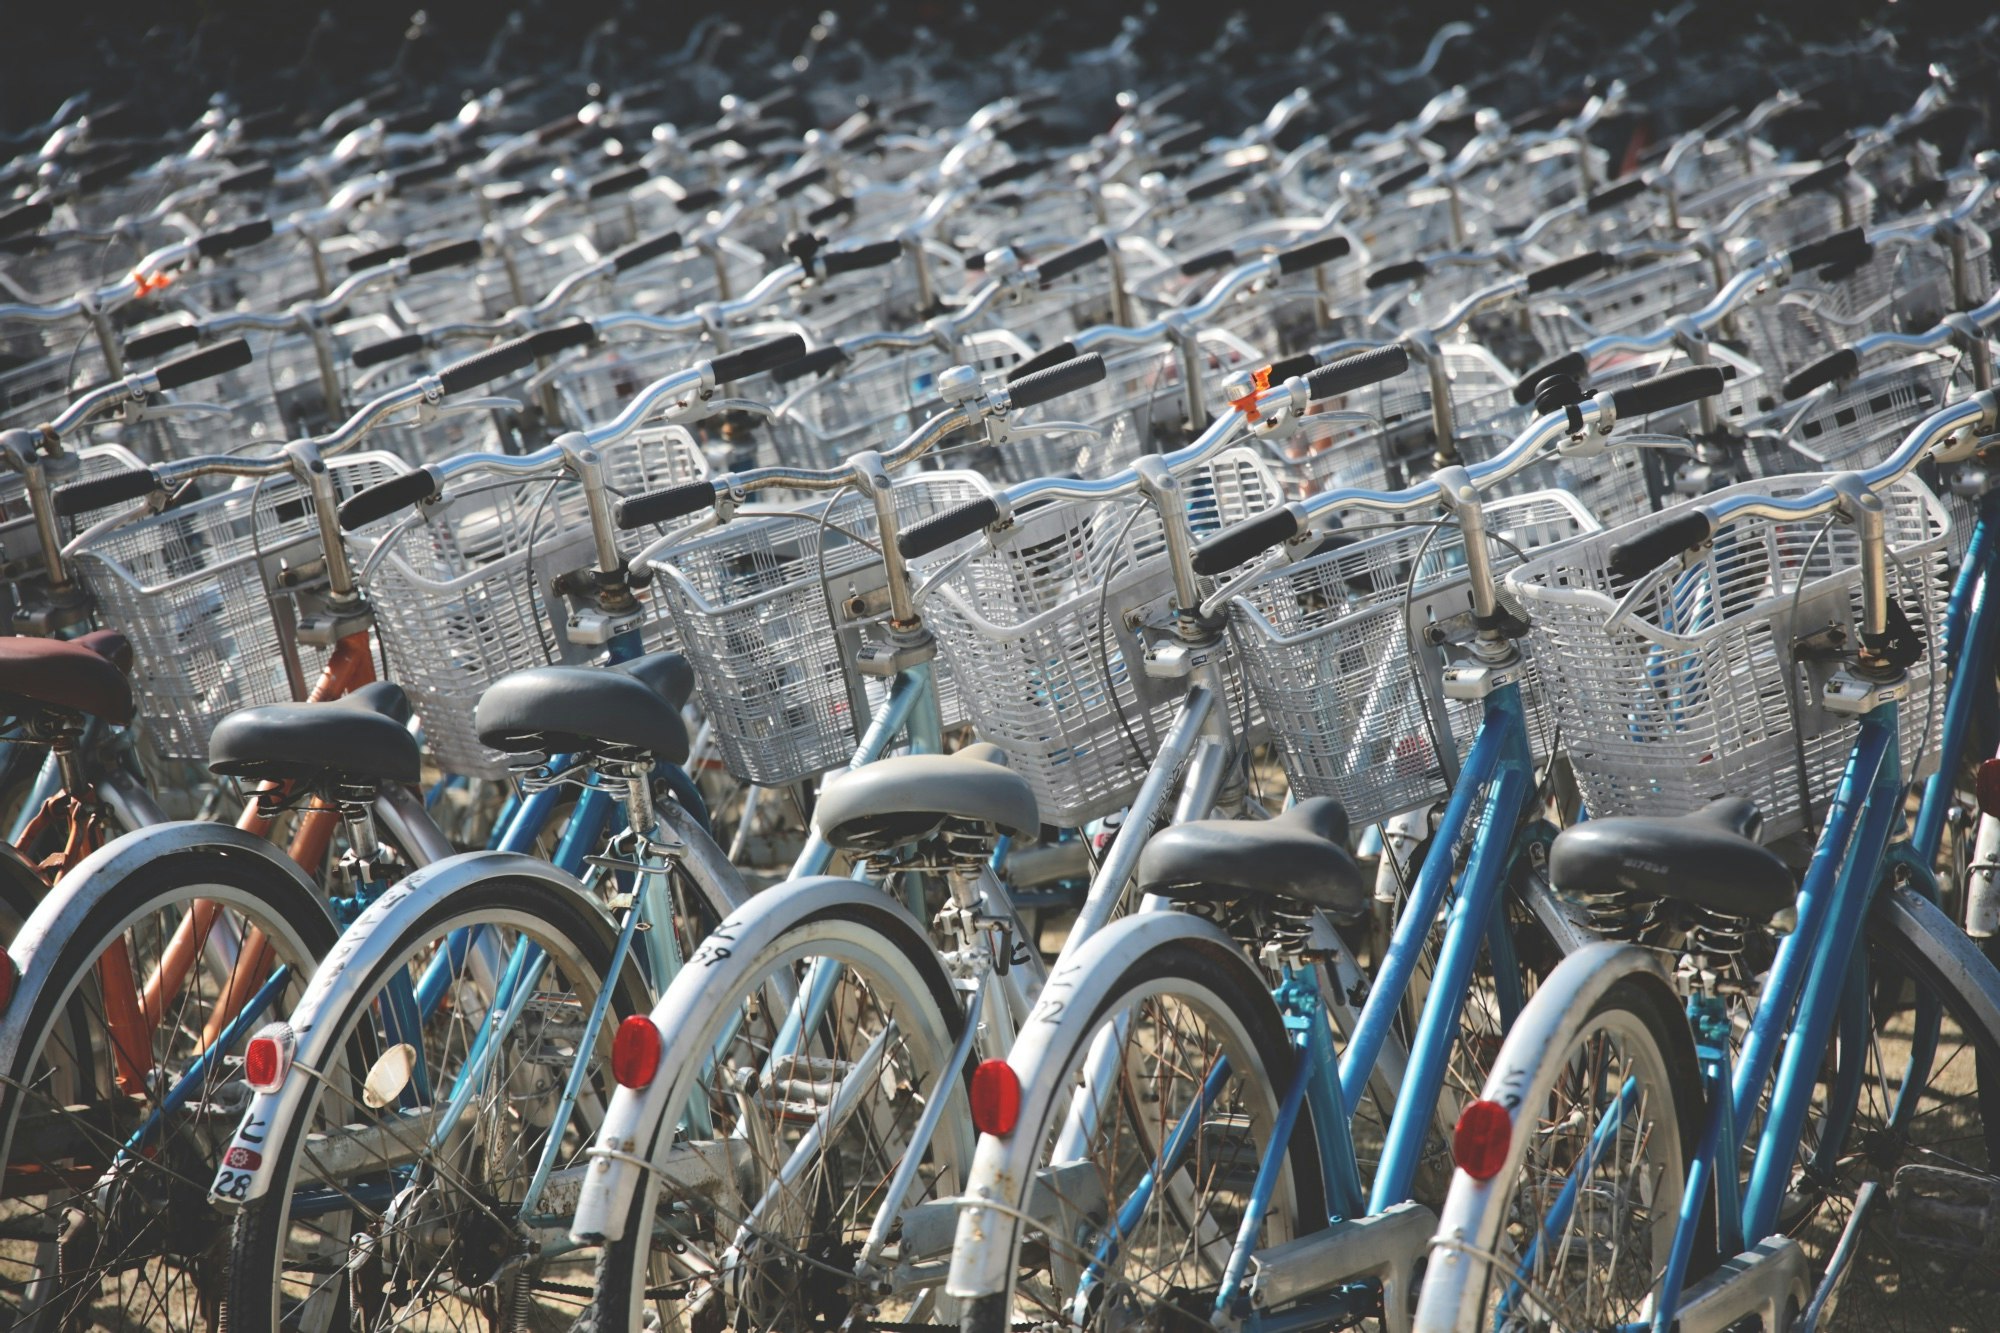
left=1891, top=1163, right=2000, bottom=1266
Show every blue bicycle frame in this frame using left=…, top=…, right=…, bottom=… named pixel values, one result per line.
left=1135, top=678, right=1546, bottom=1327
left=1531, top=491, right=2000, bottom=1330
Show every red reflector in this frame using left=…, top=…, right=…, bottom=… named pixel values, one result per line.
left=612, top=1016, right=662, bottom=1089
left=0, top=951, right=15, bottom=1014
left=1978, top=759, right=2000, bottom=819
left=970, top=1059, right=1021, bottom=1135
left=1453, top=1099, right=1512, bottom=1180
left=243, top=1037, right=283, bottom=1090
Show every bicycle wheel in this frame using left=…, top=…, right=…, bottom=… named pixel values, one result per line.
left=958, top=930, right=1324, bottom=1333
left=0, top=838, right=336, bottom=1331
left=1418, top=946, right=1702, bottom=1332
left=1783, top=882, right=2000, bottom=1330
left=584, top=890, right=973, bottom=1332
left=225, top=873, right=653, bottom=1332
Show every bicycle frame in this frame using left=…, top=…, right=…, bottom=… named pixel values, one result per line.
left=1126, top=681, right=1543, bottom=1328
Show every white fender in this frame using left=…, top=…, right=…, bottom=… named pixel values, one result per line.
left=571, top=875, right=941, bottom=1242
left=209, top=850, right=606, bottom=1204
left=1416, top=942, right=1675, bottom=1332
left=944, top=910, right=1257, bottom=1300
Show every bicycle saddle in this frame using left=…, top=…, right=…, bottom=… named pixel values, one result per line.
left=473, top=653, right=693, bottom=765
left=1549, top=797, right=1793, bottom=920
left=0, top=631, right=136, bottom=725
left=813, top=742, right=1039, bottom=852
left=208, top=681, right=421, bottom=787
left=1135, top=797, right=1369, bottom=918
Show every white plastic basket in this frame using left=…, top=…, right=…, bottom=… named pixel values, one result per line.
left=1225, top=491, right=1597, bottom=828
left=360, top=428, right=706, bottom=778
left=647, top=472, right=989, bottom=788
left=70, top=451, right=409, bottom=761
left=1507, top=472, right=1949, bottom=839
left=923, top=449, right=1281, bottom=827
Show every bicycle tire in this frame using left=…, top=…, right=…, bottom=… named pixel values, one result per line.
left=223, top=872, right=654, bottom=1332
left=583, top=891, right=973, bottom=1333
left=1787, top=883, right=2000, bottom=1329
left=0, top=838, right=337, bottom=1330
left=1416, top=946, right=1705, bottom=1332
left=956, top=929, right=1324, bottom=1333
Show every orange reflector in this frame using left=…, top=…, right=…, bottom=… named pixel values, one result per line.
left=970, top=1059, right=1021, bottom=1135
left=612, top=1016, right=663, bottom=1089
left=1453, top=1099, right=1512, bottom=1180
left=1978, top=759, right=2000, bottom=819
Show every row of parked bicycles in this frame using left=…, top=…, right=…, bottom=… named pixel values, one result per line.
left=0, top=9, right=1997, bottom=1332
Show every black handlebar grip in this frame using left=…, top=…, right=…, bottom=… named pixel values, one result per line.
left=55, top=468, right=162, bottom=517
left=775, top=165, right=829, bottom=200
left=609, top=230, right=683, bottom=274
left=710, top=334, right=809, bottom=385
left=152, top=338, right=252, bottom=391
left=732, top=122, right=794, bottom=149
left=351, top=333, right=427, bottom=368
left=528, top=321, right=598, bottom=357
left=677, top=187, right=724, bottom=213
left=196, top=216, right=274, bottom=258
left=1178, top=247, right=1236, bottom=278
left=1367, top=258, right=1430, bottom=288
left=436, top=334, right=541, bottom=395
left=1006, top=352, right=1106, bottom=410
left=124, top=321, right=200, bottom=361
left=1526, top=251, right=1614, bottom=293
left=772, top=345, right=849, bottom=384
left=1277, top=235, right=1352, bottom=274
left=534, top=113, right=587, bottom=145
left=896, top=496, right=1002, bottom=560
left=1586, top=176, right=1650, bottom=214
left=1374, top=161, right=1429, bottom=195
left=409, top=238, right=483, bottom=275
left=382, top=106, right=438, bottom=136
left=1266, top=352, right=1318, bottom=383
left=347, top=242, right=409, bottom=273
left=588, top=165, right=649, bottom=199
left=0, top=199, right=53, bottom=239
left=1782, top=348, right=1860, bottom=400
left=1006, top=341, right=1078, bottom=382
left=1191, top=506, right=1301, bottom=576
left=389, top=159, right=458, bottom=195
left=337, top=467, right=441, bottom=531
left=1785, top=226, right=1870, bottom=273
left=1186, top=167, right=1255, bottom=203
left=1305, top=344, right=1411, bottom=401
left=1512, top=350, right=1589, bottom=405
left=684, top=124, right=731, bottom=152
left=1036, top=236, right=1110, bottom=285
left=977, top=159, right=1039, bottom=191
left=1609, top=366, right=1727, bottom=418
left=218, top=161, right=274, bottom=194
left=1789, top=160, right=1851, bottom=198
left=1607, top=508, right=1714, bottom=581
left=822, top=240, right=903, bottom=277
left=1017, top=89, right=1061, bottom=113
left=616, top=479, right=719, bottom=530
left=807, top=195, right=855, bottom=227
